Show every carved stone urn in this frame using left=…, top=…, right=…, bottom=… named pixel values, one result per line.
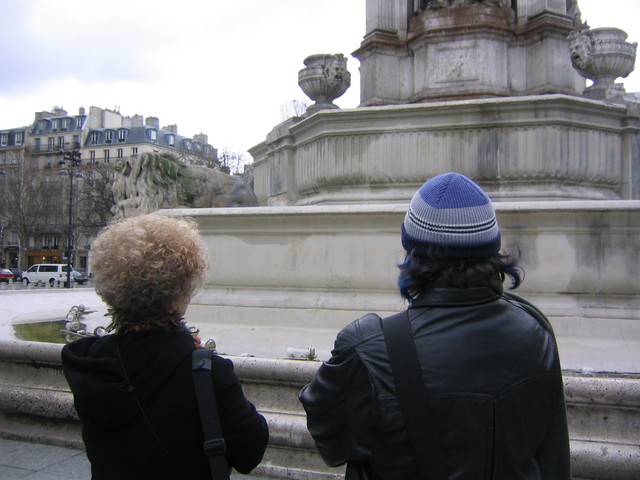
left=568, top=28, right=637, bottom=100
left=298, top=54, right=351, bottom=115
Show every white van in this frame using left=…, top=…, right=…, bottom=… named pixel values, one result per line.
left=22, top=264, right=74, bottom=286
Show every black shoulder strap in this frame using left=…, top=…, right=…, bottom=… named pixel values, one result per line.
left=192, top=349, right=230, bottom=480
left=382, top=311, right=448, bottom=480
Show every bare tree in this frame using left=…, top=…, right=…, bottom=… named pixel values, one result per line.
left=218, top=148, right=250, bottom=176
left=0, top=162, right=64, bottom=268
left=280, top=98, right=311, bottom=121
left=76, top=161, right=115, bottom=228
left=177, top=142, right=221, bottom=170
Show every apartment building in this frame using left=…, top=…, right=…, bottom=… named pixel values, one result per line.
left=0, top=106, right=218, bottom=271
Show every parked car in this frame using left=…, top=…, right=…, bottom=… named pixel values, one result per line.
left=72, top=268, right=88, bottom=284
left=0, top=269, right=14, bottom=283
left=22, top=264, right=75, bottom=286
left=9, top=268, right=22, bottom=282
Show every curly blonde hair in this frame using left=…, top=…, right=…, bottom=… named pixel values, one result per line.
left=92, top=214, right=208, bottom=326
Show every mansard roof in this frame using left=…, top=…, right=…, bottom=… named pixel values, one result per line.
left=84, top=125, right=214, bottom=155
left=31, top=114, right=87, bottom=134
left=0, top=127, right=27, bottom=148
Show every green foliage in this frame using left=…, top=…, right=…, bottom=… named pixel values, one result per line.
left=140, top=153, right=187, bottom=188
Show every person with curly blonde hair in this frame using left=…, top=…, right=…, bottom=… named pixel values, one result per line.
left=62, top=214, right=268, bottom=480
left=91, top=214, right=208, bottom=331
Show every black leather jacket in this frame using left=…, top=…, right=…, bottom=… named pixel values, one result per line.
left=299, top=283, right=570, bottom=480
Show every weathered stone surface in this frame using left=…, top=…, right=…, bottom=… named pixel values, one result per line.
left=154, top=203, right=640, bottom=373
left=0, top=340, right=638, bottom=479
left=298, top=54, right=351, bottom=115
left=111, top=152, right=257, bottom=218
left=353, top=1, right=582, bottom=106
left=250, top=96, right=640, bottom=206
left=569, top=28, right=637, bottom=101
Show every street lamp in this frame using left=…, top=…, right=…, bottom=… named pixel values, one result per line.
left=59, top=148, right=82, bottom=288
left=0, top=170, right=6, bottom=268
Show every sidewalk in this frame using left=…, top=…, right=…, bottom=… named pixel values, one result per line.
left=0, top=438, right=88, bottom=480
left=0, top=437, right=272, bottom=479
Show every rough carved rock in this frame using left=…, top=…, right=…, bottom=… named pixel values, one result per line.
left=111, top=153, right=258, bottom=218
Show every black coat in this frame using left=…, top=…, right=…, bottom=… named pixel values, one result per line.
left=62, top=330, right=268, bottom=480
left=299, top=284, right=571, bottom=480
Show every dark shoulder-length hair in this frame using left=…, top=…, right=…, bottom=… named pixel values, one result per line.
left=397, top=246, right=523, bottom=301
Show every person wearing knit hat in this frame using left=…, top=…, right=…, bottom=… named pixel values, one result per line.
left=300, top=172, right=570, bottom=480
left=401, top=172, right=501, bottom=258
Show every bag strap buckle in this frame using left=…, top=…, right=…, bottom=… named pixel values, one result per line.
left=203, top=438, right=226, bottom=457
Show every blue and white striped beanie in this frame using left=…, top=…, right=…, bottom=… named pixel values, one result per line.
left=401, top=172, right=501, bottom=258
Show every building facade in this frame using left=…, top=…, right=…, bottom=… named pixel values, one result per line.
left=0, top=106, right=218, bottom=272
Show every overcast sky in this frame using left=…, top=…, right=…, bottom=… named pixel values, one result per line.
left=0, top=0, right=638, bottom=157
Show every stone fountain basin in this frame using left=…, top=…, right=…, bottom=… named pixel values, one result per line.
left=0, top=289, right=327, bottom=360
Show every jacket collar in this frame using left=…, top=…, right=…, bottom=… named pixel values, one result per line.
left=409, top=276, right=503, bottom=309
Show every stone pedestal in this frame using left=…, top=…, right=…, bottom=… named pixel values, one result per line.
left=353, top=1, right=583, bottom=105
left=408, top=4, right=514, bottom=101
left=250, top=95, right=640, bottom=206
left=1, top=340, right=638, bottom=479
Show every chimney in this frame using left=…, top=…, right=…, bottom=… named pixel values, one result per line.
left=34, top=111, right=55, bottom=121
left=163, top=124, right=178, bottom=133
left=79, top=106, right=86, bottom=115
left=145, top=116, right=160, bottom=129
left=131, top=114, right=144, bottom=125
left=193, top=133, right=208, bottom=144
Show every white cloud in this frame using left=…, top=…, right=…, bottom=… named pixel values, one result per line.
left=0, top=0, right=365, bottom=150
left=0, top=0, right=638, bottom=153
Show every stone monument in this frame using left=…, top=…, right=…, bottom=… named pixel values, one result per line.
left=240, top=4, right=640, bottom=474
left=110, top=152, right=257, bottom=218
left=250, top=0, right=639, bottom=206
left=232, top=0, right=634, bottom=367
left=360, top=0, right=581, bottom=104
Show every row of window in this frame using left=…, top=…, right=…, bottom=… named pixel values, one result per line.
left=35, top=117, right=85, bottom=134
left=38, top=235, right=61, bottom=249
left=35, top=146, right=139, bottom=168
left=34, top=135, right=81, bottom=152
left=87, top=129, right=177, bottom=146
left=6, top=129, right=184, bottom=151
left=88, top=129, right=171, bottom=145
left=0, top=132, right=24, bottom=147
left=32, top=133, right=141, bottom=151
left=0, top=233, right=91, bottom=250
left=0, top=232, right=18, bottom=245
left=5, top=128, right=212, bottom=163
left=90, top=129, right=128, bottom=145
left=87, top=147, right=138, bottom=163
